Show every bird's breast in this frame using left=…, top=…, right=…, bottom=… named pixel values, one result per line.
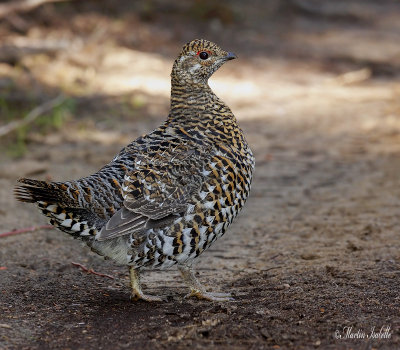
left=152, top=146, right=253, bottom=266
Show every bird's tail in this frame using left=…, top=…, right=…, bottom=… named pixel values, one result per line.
left=15, top=178, right=99, bottom=241
left=15, top=178, right=72, bottom=204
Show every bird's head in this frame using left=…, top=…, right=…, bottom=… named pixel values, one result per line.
left=171, top=39, right=237, bottom=86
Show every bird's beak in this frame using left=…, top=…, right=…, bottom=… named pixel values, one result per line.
left=225, top=52, right=237, bottom=60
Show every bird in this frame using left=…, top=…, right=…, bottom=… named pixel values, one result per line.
left=14, top=39, right=255, bottom=302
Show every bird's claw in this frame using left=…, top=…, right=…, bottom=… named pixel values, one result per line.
left=130, top=292, right=166, bottom=302
left=185, top=289, right=234, bottom=302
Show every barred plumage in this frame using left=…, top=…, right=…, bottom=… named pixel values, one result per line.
left=15, top=39, right=255, bottom=301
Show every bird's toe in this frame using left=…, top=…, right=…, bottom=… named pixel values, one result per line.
left=130, top=292, right=166, bottom=302
left=185, top=289, right=234, bottom=302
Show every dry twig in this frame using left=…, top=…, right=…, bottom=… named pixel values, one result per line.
left=0, top=225, right=53, bottom=238
left=71, top=262, right=115, bottom=280
left=0, top=94, right=66, bottom=138
left=0, top=0, right=74, bottom=19
left=0, top=40, right=71, bottom=63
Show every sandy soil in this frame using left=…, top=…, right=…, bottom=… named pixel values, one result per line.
left=1, top=1, right=400, bottom=349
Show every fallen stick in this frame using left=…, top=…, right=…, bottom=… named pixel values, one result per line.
left=71, top=262, right=115, bottom=280
left=0, top=224, right=53, bottom=238
left=0, top=94, right=66, bottom=138
left=0, top=0, right=74, bottom=19
left=0, top=40, right=71, bottom=63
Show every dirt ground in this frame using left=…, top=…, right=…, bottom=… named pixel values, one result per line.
left=1, top=1, right=400, bottom=349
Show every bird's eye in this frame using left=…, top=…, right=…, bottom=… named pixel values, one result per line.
left=199, top=51, right=209, bottom=60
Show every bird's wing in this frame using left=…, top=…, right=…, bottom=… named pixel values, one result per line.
left=96, top=143, right=209, bottom=241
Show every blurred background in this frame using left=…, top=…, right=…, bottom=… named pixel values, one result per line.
left=0, top=0, right=399, bottom=159
left=1, top=1, right=400, bottom=348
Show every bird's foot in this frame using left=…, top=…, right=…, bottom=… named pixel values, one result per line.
left=128, top=267, right=165, bottom=302
left=130, top=291, right=165, bottom=302
left=185, top=289, right=234, bottom=302
left=178, top=264, right=234, bottom=302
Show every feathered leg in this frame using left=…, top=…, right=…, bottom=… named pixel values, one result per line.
left=178, top=265, right=233, bottom=301
left=129, top=267, right=164, bottom=302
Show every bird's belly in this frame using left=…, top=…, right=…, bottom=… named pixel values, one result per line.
left=91, top=236, right=131, bottom=265
left=131, top=184, right=250, bottom=269
left=130, top=151, right=254, bottom=269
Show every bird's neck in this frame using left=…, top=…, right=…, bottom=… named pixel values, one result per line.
left=168, top=79, right=236, bottom=126
left=164, top=80, right=245, bottom=150
left=170, top=80, right=212, bottom=109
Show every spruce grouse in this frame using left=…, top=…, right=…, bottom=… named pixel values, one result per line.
left=15, top=39, right=255, bottom=302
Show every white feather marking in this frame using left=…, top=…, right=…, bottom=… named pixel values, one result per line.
left=173, top=217, right=183, bottom=224
left=198, top=234, right=207, bottom=248
left=188, top=63, right=201, bottom=74
left=187, top=204, right=195, bottom=213
left=215, top=222, right=224, bottom=233
left=155, top=237, right=162, bottom=249
left=80, top=229, right=91, bottom=236
left=203, top=201, right=214, bottom=209
left=71, top=223, right=81, bottom=231
left=54, top=212, right=66, bottom=220
left=207, top=185, right=215, bottom=192
left=184, top=214, right=194, bottom=222
left=182, top=227, right=192, bottom=235
left=199, top=226, right=207, bottom=235
left=206, top=216, right=215, bottom=224
left=199, top=191, right=208, bottom=200
left=61, top=219, right=72, bottom=227
left=162, top=236, right=175, bottom=256
left=46, top=204, right=58, bottom=213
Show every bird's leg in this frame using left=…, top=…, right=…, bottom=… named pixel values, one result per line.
left=178, top=264, right=233, bottom=301
left=129, top=267, right=164, bottom=302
